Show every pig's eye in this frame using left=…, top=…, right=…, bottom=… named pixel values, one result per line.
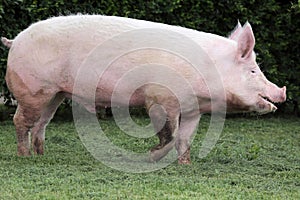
left=251, top=70, right=256, bottom=74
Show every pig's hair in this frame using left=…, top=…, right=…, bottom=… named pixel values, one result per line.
left=1, top=37, right=13, bottom=48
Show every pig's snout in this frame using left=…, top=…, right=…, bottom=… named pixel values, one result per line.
left=275, top=86, right=286, bottom=103
left=261, top=85, right=286, bottom=114
left=267, top=85, right=286, bottom=104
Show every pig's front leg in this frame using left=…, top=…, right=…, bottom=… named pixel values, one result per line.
left=145, top=85, right=181, bottom=162
left=146, top=100, right=180, bottom=162
left=175, top=114, right=200, bottom=164
left=149, top=116, right=179, bottom=162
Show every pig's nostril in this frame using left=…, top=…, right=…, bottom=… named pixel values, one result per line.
left=282, top=86, right=287, bottom=101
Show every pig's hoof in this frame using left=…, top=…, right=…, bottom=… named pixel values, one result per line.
left=149, top=150, right=162, bottom=163
left=149, top=148, right=169, bottom=163
left=178, top=156, right=191, bottom=165
left=17, top=149, right=31, bottom=156
left=33, top=148, right=44, bottom=155
left=33, top=140, right=44, bottom=155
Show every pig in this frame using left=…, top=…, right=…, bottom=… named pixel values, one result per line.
left=1, top=15, right=286, bottom=164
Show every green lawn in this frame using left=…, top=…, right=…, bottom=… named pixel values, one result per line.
left=0, top=116, right=299, bottom=199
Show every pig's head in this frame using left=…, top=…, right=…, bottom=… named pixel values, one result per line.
left=217, top=22, right=286, bottom=114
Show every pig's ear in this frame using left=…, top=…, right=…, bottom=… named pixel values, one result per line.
left=228, top=20, right=242, bottom=41
left=237, top=22, right=255, bottom=60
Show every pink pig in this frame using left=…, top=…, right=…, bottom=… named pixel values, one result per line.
left=2, top=15, right=286, bottom=164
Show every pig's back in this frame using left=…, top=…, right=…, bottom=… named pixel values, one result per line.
left=7, top=15, right=231, bottom=95
left=12, top=15, right=211, bottom=52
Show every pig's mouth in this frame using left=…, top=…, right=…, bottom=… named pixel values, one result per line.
left=258, top=95, right=277, bottom=113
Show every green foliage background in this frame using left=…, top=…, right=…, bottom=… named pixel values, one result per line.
left=0, top=0, right=299, bottom=113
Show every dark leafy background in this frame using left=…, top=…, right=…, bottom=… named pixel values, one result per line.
left=0, top=0, right=299, bottom=114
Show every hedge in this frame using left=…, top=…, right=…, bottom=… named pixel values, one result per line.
left=0, top=0, right=299, bottom=114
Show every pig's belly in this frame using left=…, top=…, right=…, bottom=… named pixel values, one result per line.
left=95, top=90, right=146, bottom=108
left=67, top=92, right=145, bottom=113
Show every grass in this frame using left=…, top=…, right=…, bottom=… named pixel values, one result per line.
left=0, top=115, right=299, bottom=199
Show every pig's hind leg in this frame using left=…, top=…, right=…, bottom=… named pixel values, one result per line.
left=6, top=67, right=64, bottom=156
left=7, top=72, right=54, bottom=156
left=13, top=95, right=54, bottom=156
left=30, top=93, right=65, bottom=155
left=13, top=92, right=63, bottom=156
left=13, top=105, right=38, bottom=156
